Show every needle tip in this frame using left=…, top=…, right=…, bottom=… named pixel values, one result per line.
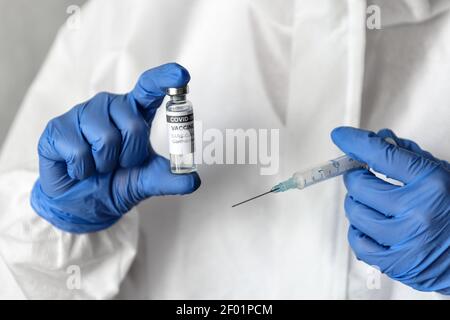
left=231, top=189, right=274, bottom=208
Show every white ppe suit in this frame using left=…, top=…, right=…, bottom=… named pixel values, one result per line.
left=0, top=0, right=449, bottom=299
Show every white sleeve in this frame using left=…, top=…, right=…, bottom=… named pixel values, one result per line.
left=0, top=0, right=139, bottom=299
left=0, top=170, right=138, bottom=299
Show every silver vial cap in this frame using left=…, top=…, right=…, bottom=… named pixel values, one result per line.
left=166, top=86, right=189, bottom=96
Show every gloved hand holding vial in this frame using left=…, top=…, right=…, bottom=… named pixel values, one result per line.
left=30, top=63, right=201, bottom=233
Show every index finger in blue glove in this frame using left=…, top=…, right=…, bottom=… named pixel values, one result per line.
left=377, top=128, right=449, bottom=170
left=377, top=128, right=438, bottom=160
left=110, top=63, right=190, bottom=167
left=331, top=127, right=439, bottom=184
left=130, top=62, right=190, bottom=122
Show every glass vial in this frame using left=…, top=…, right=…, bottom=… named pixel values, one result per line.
left=166, top=86, right=196, bottom=174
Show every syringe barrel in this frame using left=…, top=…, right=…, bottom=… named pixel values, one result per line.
left=292, top=155, right=366, bottom=189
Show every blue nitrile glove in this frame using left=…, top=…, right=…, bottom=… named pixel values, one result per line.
left=331, top=127, right=449, bottom=294
left=31, top=63, right=201, bottom=233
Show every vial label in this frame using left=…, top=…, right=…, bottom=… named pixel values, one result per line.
left=166, top=110, right=195, bottom=155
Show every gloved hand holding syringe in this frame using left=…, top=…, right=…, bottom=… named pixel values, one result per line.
left=232, top=138, right=396, bottom=208
left=235, top=127, right=450, bottom=294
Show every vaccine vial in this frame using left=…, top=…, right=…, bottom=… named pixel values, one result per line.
left=166, top=86, right=196, bottom=174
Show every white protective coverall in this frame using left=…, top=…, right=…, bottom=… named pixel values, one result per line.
left=0, top=0, right=449, bottom=299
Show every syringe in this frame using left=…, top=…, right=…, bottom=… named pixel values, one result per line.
left=232, top=138, right=397, bottom=208
left=231, top=155, right=367, bottom=208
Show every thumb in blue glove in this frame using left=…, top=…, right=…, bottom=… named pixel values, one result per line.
left=331, top=127, right=449, bottom=294
left=31, top=63, right=201, bottom=233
